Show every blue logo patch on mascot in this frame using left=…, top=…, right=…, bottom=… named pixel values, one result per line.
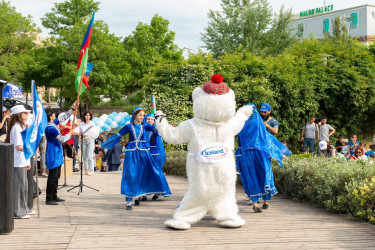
left=201, top=146, right=229, bottom=161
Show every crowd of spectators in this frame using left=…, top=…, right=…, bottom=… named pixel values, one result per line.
left=299, top=115, right=375, bottom=162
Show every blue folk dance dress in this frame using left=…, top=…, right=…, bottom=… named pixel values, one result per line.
left=145, top=114, right=170, bottom=196
left=235, top=105, right=291, bottom=203
left=101, top=121, right=171, bottom=200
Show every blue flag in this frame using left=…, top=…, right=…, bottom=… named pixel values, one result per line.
left=21, top=81, right=48, bottom=160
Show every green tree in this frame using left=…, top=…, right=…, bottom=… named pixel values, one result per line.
left=24, top=0, right=129, bottom=108
left=201, top=0, right=295, bottom=57
left=0, top=1, right=38, bottom=84
left=41, top=0, right=100, bottom=35
left=123, top=15, right=183, bottom=91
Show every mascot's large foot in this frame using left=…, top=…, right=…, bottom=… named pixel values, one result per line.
left=164, top=219, right=191, bottom=230
left=218, top=217, right=245, bottom=228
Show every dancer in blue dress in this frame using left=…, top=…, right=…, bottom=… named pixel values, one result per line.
left=101, top=107, right=171, bottom=210
left=144, top=113, right=170, bottom=201
left=235, top=104, right=291, bottom=213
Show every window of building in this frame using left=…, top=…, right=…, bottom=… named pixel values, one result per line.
left=350, top=13, right=358, bottom=29
left=323, top=18, right=329, bottom=33
left=297, top=23, right=304, bottom=37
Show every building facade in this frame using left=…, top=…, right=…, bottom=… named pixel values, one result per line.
left=290, top=4, right=375, bottom=43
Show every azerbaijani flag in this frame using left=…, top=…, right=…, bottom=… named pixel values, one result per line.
left=75, top=11, right=95, bottom=94
left=151, top=95, right=156, bottom=114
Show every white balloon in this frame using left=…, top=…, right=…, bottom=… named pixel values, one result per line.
left=97, top=120, right=105, bottom=127
left=87, top=126, right=100, bottom=139
left=106, top=126, right=112, bottom=132
left=100, top=114, right=108, bottom=120
left=110, top=121, right=118, bottom=128
left=114, top=116, right=122, bottom=122
left=125, top=121, right=130, bottom=125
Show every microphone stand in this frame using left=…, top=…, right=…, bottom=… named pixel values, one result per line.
left=58, top=145, right=75, bottom=189
left=67, top=125, right=99, bottom=195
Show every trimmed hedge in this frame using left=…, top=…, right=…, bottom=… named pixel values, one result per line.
left=273, top=158, right=375, bottom=224
left=164, top=150, right=188, bottom=177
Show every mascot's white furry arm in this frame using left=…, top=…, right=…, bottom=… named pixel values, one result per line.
left=156, top=75, right=253, bottom=230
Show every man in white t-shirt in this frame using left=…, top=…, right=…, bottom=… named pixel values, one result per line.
left=318, top=117, right=335, bottom=157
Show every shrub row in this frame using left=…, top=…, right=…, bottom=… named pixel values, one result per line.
left=273, top=158, right=375, bottom=224
left=164, top=151, right=375, bottom=224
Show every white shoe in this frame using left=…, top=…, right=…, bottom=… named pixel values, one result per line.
left=15, top=215, right=30, bottom=219
left=26, top=210, right=36, bottom=215
left=88, top=171, right=93, bottom=176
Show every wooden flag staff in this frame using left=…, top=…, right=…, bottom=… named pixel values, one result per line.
left=71, top=66, right=85, bottom=129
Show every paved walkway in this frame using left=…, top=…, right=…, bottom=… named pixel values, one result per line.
left=1, top=172, right=375, bottom=249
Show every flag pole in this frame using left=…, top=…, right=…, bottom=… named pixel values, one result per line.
left=71, top=66, right=85, bottom=130
left=34, top=153, right=40, bottom=218
left=32, top=80, right=40, bottom=218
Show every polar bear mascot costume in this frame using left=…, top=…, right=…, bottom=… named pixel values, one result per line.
left=156, top=74, right=253, bottom=230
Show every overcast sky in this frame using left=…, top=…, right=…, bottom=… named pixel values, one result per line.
left=9, top=0, right=375, bottom=52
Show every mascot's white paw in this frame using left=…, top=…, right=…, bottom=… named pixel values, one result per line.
left=164, top=219, right=191, bottom=230
left=238, top=105, right=253, bottom=117
left=218, top=216, right=245, bottom=228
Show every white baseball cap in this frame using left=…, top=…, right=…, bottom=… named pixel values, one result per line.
left=58, top=112, right=71, bottom=126
left=319, top=140, right=327, bottom=150
left=155, top=111, right=165, bottom=117
left=10, top=105, right=31, bottom=115
left=2, top=107, right=6, bottom=112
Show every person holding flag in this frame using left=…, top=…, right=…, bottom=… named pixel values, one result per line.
left=19, top=80, right=48, bottom=216
left=5, top=105, right=34, bottom=219
left=44, top=102, right=78, bottom=205
left=144, top=113, right=170, bottom=201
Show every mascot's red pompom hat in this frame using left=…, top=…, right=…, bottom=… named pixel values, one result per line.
left=203, top=74, right=229, bottom=95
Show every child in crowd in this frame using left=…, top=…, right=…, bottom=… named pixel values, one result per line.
left=341, top=139, right=350, bottom=159
left=101, top=107, right=171, bottom=210
left=6, top=105, right=35, bottom=219
left=348, top=135, right=360, bottom=156
left=300, top=145, right=308, bottom=154
left=94, top=148, right=105, bottom=172
left=335, top=135, right=344, bottom=153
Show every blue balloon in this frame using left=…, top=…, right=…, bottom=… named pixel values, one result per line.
left=119, top=120, right=126, bottom=127
left=105, top=118, right=113, bottom=125
left=92, top=117, right=99, bottom=122
left=124, top=115, right=131, bottom=122
left=108, top=114, right=116, bottom=119
left=102, top=124, right=109, bottom=130
left=92, top=120, right=98, bottom=126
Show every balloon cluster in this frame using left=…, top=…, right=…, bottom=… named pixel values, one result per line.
left=92, top=112, right=131, bottom=134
